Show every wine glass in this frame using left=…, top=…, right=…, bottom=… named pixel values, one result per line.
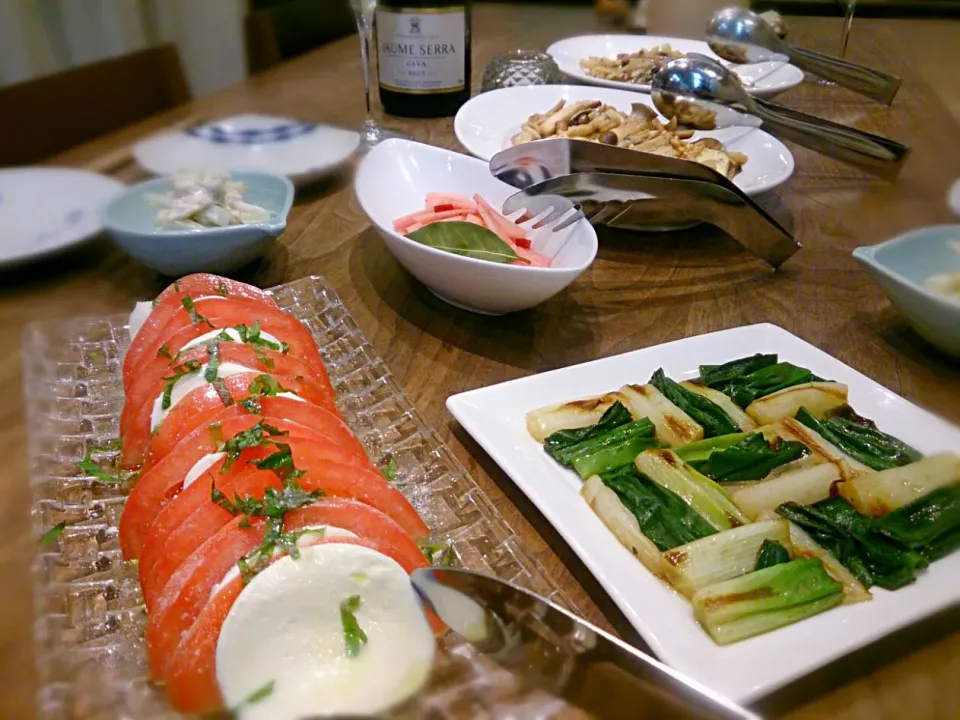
left=838, top=0, right=856, bottom=58
left=349, top=0, right=397, bottom=149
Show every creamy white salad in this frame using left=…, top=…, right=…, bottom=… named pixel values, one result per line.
left=150, top=171, right=270, bottom=230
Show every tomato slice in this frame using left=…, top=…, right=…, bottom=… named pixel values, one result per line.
left=139, top=438, right=379, bottom=608
left=143, top=395, right=357, bottom=472
left=160, top=520, right=428, bottom=714
left=126, top=297, right=329, bottom=383
left=120, top=414, right=355, bottom=559
left=123, top=343, right=322, bottom=437
left=121, top=370, right=337, bottom=467
left=125, top=275, right=276, bottom=379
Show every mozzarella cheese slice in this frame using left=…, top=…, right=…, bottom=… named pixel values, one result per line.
left=177, top=327, right=284, bottom=354
left=183, top=452, right=226, bottom=489
left=128, top=295, right=227, bottom=342
left=150, top=361, right=254, bottom=430
left=216, top=542, right=435, bottom=719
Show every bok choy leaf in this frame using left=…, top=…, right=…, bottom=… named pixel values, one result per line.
left=686, top=432, right=809, bottom=483
left=543, top=401, right=633, bottom=452
left=649, top=369, right=739, bottom=438
left=601, top=466, right=717, bottom=551
left=873, top=483, right=960, bottom=561
left=692, top=558, right=843, bottom=645
left=699, top=354, right=815, bottom=408
left=794, top=406, right=921, bottom=471
left=776, top=498, right=928, bottom=590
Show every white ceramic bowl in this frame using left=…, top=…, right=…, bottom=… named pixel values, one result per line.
left=354, top=139, right=598, bottom=315
left=103, top=171, right=294, bottom=276
left=854, top=224, right=960, bottom=357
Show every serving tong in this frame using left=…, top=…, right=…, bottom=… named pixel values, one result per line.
left=491, top=139, right=800, bottom=269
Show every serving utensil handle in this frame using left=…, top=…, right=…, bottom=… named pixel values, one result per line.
left=785, top=46, right=901, bottom=105
left=752, top=97, right=910, bottom=179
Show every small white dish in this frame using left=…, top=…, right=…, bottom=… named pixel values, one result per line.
left=854, top=224, right=960, bottom=357
left=0, top=168, right=124, bottom=267
left=102, top=170, right=293, bottom=276
left=446, top=323, right=960, bottom=703
left=454, top=85, right=795, bottom=196
left=354, top=138, right=598, bottom=315
left=548, top=34, right=804, bottom=98
left=133, top=114, right=359, bottom=185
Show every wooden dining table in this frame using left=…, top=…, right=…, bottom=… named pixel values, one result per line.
left=2, top=4, right=959, bottom=719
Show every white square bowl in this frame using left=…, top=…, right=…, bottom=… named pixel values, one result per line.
left=446, top=323, right=960, bottom=703
left=354, top=138, right=598, bottom=315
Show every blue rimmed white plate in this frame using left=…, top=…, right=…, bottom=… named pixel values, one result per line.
left=133, top=114, right=360, bottom=185
left=0, top=168, right=124, bottom=267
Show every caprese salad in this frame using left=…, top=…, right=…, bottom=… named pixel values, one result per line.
left=80, top=274, right=442, bottom=717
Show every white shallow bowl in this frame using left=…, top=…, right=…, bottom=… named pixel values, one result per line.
left=134, top=114, right=359, bottom=185
left=102, top=171, right=294, bottom=276
left=854, top=224, right=960, bottom=356
left=548, top=34, right=804, bottom=98
left=454, top=84, right=795, bottom=196
left=0, top=168, right=124, bottom=267
left=355, top=138, right=598, bottom=315
left=447, top=323, right=960, bottom=703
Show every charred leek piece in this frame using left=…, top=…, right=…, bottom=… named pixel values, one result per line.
left=732, top=462, right=841, bottom=521
left=839, top=453, right=960, bottom=517
left=649, top=369, right=739, bottom=438
left=617, top=384, right=703, bottom=447
left=795, top=406, right=922, bottom=471
left=776, top=498, right=928, bottom=590
left=601, top=466, right=717, bottom=551
left=543, top=401, right=633, bottom=454
left=700, top=354, right=815, bottom=408
left=526, top=392, right=623, bottom=443
left=675, top=433, right=749, bottom=465
left=873, top=484, right=960, bottom=560
left=634, top=450, right=749, bottom=531
left=687, top=432, right=809, bottom=483
left=661, top=519, right=790, bottom=598
left=581, top=475, right=667, bottom=577
left=755, top=539, right=791, bottom=570
left=746, top=382, right=848, bottom=425
left=782, top=517, right=871, bottom=603
left=692, top=558, right=843, bottom=645
left=774, top=418, right=871, bottom=480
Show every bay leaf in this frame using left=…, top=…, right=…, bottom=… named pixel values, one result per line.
left=406, top=221, right=528, bottom=265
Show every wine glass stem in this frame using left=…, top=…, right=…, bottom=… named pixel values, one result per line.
left=840, top=2, right=855, bottom=58
left=356, top=16, right=377, bottom=131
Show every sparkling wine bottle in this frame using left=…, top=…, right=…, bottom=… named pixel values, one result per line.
left=376, top=0, right=472, bottom=118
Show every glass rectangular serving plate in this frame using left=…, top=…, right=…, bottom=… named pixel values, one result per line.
left=447, top=323, right=960, bottom=705
left=24, top=275, right=575, bottom=720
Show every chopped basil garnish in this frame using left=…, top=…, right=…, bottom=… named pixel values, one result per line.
left=212, top=379, right=233, bottom=407
left=340, top=595, right=368, bottom=658
left=219, top=422, right=288, bottom=471
left=216, top=280, right=229, bottom=297
left=209, top=422, right=224, bottom=447
left=211, top=481, right=264, bottom=522
left=157, top=344, right=172, bottom=360
left=181, top=296, right=213, bottom=328
left=77, top=448, right=122, bottom=483
left=39, top=522, right=66, bottom=545
left=381, top=458, right=399, bottom=483
left=248, top=374, right=290, bottom=397
left=420, top=541, right=457, bottom=567
left=253, top=345, right=275, bottom=370
left=160, top=359, right=203, bottom=411
left=204, top=341, right=221, bottom=383
left=240, top=398, right=262, bottom=414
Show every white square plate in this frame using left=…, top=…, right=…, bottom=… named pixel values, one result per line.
left=446, top=323, right=960, bottom=703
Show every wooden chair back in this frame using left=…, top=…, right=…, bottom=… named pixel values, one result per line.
left=245, top=0, right=357, bottom=74
left=0, top=44, right=190, bottom=167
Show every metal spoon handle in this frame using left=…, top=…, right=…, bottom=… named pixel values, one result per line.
left=784, top=46, right=902, bottom=104
left=752, top=97, right=910, bottom=179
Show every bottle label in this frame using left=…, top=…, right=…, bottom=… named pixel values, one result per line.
left=377, top=7, right=466, bottom=94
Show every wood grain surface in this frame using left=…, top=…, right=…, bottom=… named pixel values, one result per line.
left=1, top=6, right=959, bottom=719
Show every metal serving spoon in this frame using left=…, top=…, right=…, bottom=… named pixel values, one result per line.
left=706, top=7, right=901, bottom=105
left=651, top=55, right=910, bottom=179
